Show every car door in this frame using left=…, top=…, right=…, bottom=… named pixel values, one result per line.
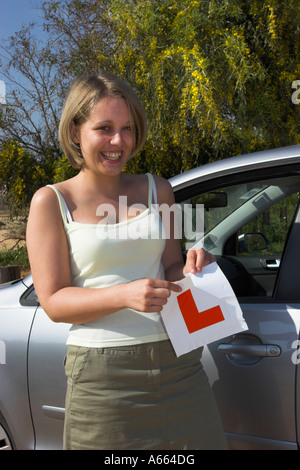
left=26, top=290, right=69, bottom=450
left=174, top=161, right=300, bottom=449
left=0, top=280, right=37, bottom=450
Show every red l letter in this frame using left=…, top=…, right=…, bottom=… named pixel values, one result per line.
left=177, top=289, right=224, bottom=334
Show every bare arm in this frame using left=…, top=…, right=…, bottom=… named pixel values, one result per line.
left=26, top=187, right=181, bottom=324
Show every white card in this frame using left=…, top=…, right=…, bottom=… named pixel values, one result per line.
left=161, top=262, right=248, bottom=356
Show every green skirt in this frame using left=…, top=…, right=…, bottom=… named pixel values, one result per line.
left=63, top=339, right=227, bottom=450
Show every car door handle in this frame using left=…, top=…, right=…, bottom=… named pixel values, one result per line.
left=42, top=405, right=65, bottom=420
left=218, top=343, right=281, bottom=357
left=260, top=259, right=280, bottom=269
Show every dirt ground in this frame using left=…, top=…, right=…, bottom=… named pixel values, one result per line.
left=0, top=209, right=30, bottom=277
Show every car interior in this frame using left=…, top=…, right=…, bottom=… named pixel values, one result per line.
left=177, top=174, right=300, bottom=300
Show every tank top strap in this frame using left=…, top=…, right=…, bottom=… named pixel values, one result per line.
left=46, top=184, right=71, bottom=225
left=146, top=173, right=158, bottom=209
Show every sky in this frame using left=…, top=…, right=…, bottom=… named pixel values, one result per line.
left=0, top=0, right=45, bottom=41
left=0, top=0, right=45, bottom=102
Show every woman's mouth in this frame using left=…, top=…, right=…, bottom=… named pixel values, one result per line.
left=101, top=152, right=122, bottom=161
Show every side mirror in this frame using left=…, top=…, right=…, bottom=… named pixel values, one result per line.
left=238, top=232, right=270, bottom=254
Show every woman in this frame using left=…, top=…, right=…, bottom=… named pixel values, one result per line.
left=26, top=72, right=227, bottom=450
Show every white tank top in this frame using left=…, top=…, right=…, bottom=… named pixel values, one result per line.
left=47, top=174, right=169, bottom=347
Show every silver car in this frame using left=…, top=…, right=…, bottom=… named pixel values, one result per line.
left=1, top=145, right=300, bottom=450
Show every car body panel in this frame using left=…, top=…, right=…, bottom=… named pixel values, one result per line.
left=0, top=280, right=37, bottom=450
left=202, top=303, right=300, bottom=450
left=27, top=308, right=68, bottom=450
left=169, top=145, right=300, bottom=191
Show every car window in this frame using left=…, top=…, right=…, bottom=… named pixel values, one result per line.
left=187, top=182, right=268, bottom=235
left=237, top=192, right=299, bottom=257
left=178, top=174, right=300, bottom=298
left=20, top=284, right=39, bottom=306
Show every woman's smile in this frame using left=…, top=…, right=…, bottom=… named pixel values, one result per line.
left=101, top=152, right=122, bottom=161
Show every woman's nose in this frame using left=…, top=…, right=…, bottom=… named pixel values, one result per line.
left=110, top=130, right=123, bottom=145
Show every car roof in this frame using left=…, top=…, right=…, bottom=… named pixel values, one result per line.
left=169, top=144, right=300, bottom=190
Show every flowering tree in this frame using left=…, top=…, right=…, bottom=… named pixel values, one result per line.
left=0, top=0, right=300, bottom=210
left=108, top=0, right=300, bottom=175
left=0, top=140, right=48, bottom=216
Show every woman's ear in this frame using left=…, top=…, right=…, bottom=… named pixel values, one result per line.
left=70, top=121, right=80, bottom=144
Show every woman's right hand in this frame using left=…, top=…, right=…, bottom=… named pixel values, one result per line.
left=124, top=278, right=182, bottom=312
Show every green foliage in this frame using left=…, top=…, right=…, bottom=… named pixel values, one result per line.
left=0, top=246, right=29, bottom=272
left=0, top=140, right=51, bottom=216
left=53, top=155, right=79, bottom=182
left=108, top=0, right=300, bottom=176
left=0, top=139, right=76, bottom=215
left=240, top=193, right=299, bottom=253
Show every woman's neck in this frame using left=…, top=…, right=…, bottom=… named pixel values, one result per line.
left=76, top=168, right=126, bottom=198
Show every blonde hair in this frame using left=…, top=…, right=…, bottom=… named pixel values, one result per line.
left=58, top=72, right=147, bottom=169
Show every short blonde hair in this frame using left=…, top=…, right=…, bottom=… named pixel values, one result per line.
left=58, top=72, right=147, bottom=169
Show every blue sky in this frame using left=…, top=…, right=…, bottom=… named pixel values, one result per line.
left=0, top=0, right=46, bottom=102
left=0, top=0, right=45, bottom=42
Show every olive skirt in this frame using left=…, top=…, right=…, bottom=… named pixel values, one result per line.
left=63, top=340, right=227, bottom=450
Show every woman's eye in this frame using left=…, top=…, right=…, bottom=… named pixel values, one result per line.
left=96, top=125, right=132, bottom=133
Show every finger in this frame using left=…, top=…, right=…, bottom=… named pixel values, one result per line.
left=198, top=250, right=216, bottom=268
left=195, top=248, right=210, bottom=272
left=167, top=282, right=182, bottom=293
left=151, top=296, right=169, bottom=306
left=185, top=248, right=215, bottom=273
left=150, top=279, right=182, bottom=293
left=185, top=249, right=198, bottom=273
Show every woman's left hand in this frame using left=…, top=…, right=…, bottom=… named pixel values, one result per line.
left=183, top=248, right=216, bottom=275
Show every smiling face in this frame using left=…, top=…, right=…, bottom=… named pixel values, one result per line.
left=72, top=97, right=134, bottom=176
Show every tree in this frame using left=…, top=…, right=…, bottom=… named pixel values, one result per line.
left=0, top=140, right=48, bottom=216
left=1, top=0, right=300, bottom=199
left=42, top=0, right=115, bottom=75
left=0, top=25, right=64, bottom=159
left=108, top=0, right=300, bottom=176
left=0, top=0, right=116, bottom=207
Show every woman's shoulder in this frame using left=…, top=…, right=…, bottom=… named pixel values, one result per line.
left=151, top=174, right=174, bottom=204
left=31, top=176, right=77, bottom=204
left=31, top=185, right=59, bottom=206
left=151, top=174, right=172, bottom=189
left=30, top=181, right=74, bottom=218
left=125, top=173, right=173, bottom=198
left=125, top=172, right=171, bottom=188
